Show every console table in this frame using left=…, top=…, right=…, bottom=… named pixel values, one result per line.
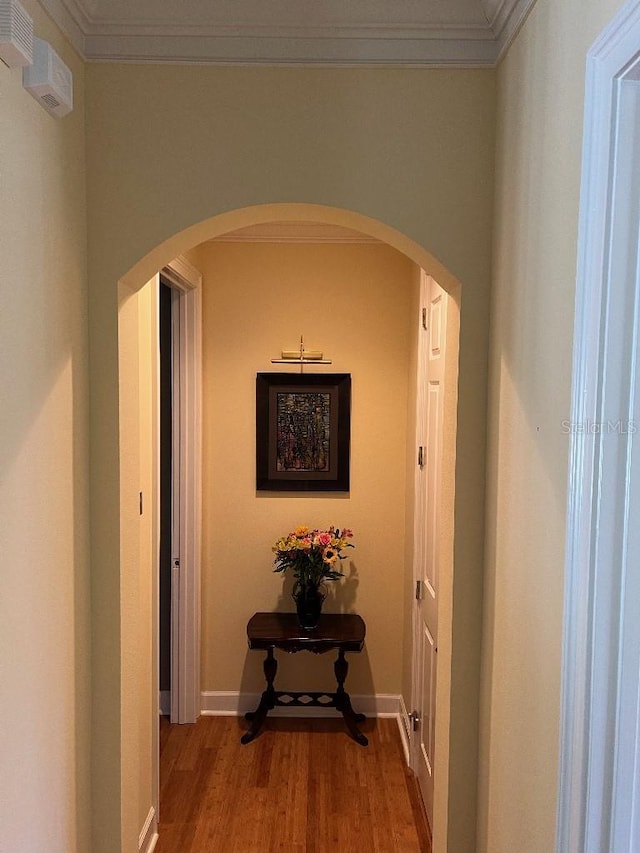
left=241, top=612, right=368, bottom=746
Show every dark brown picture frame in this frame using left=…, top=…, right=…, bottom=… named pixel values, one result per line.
left=256, top=373, right=351, bottom=491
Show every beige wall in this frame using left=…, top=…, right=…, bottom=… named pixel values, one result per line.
left=4, top=3, right=636, bottom=848
left=479, top=0, right=627, bottom=850
left=118, top=280, right=159, bottom=849
left=135, top=284, right=159, bottom=846
left=0, top=3, right=89, bottom=852
left=86, top=65, right=495, bottom=852
left=196, top=240, right=417, bottom=695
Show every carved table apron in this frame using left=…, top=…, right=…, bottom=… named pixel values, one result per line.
left=241, top=612, right=368, bottom=746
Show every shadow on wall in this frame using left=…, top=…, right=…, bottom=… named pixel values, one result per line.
left=271, top=561, right=360, bottom=616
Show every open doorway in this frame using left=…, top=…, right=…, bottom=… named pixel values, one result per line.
left=159, top=228, right=459, bottom=842
left=158, top=278, right=172, bottom=717
left=113, top=204, right=474, bottom=853
left=157, top=259, right=202, bottom=725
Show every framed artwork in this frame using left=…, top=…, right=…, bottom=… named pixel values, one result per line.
left=256, top=373, right=351, bottom=491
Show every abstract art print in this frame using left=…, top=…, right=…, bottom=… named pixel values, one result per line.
left=256, top=373, right=351, bottom=491
left=276, top=391, right=331, bottom=472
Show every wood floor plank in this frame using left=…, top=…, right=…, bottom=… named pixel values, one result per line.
left=155, top=716, right=431, bottom=853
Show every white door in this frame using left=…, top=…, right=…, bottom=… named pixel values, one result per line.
left=412, top=271, right=448, bottom=826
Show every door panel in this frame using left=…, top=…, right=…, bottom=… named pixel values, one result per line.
left=418, top=621, right=437, bottom=820
left=423, top=379, right=441, bottom=635
left=413, top=272, right=447, bottom=828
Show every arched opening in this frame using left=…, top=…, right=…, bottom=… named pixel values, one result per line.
left=120, top=204, right=462, bottom=297
left=97, top=204, right=466, bottom=852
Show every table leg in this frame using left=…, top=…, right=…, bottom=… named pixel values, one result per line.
left=334, top=650, right=368, bottom=746
left=241, top=647, right=277, bottom=744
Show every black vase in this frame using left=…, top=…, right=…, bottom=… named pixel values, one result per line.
left=293, top=582, right=326, bottom=630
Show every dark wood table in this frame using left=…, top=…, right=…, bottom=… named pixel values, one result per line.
left=241, top=611, right=368, bottom=746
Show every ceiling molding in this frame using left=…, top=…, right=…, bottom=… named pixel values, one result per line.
left=39, top=0, right=87, bottom=56
left=210, top=222, right=381, bottom=245
left=82, top=34, right=499, bottom=67
left=492, top=0, right=538, bottom=58
left=39, top=0, right=537, bottom=67
left=481, top=0, right=508, bottom=30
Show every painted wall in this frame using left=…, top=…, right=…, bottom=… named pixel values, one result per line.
left=0, top=3, right=89, bottom=852
left=479, top=0, right=628, bottom=850
left=86, top=66, right=495, bottom=852
left=195, top=240, right=416, bottom=696
left=5, top=4, right=635, bottom=848
left=118, top=279, right=159, bottom=849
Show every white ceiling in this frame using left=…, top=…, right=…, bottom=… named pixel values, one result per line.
left=40, top=0, right=537, bottom=66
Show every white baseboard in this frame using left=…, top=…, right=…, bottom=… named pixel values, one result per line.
left=398, top=694, right=412, bottom=767
left=159, top=691, right=171, bottom=716
left=200, top=691, right=401, bottom=718
left=139, top=806, right=158, bottom=853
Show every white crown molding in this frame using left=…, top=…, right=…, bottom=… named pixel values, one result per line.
left=481, top=0, right=509, bottom=30
left=493, top=0, right=538, bottom=60
left=211, top=222, right=381, bottom=245
left=39, top=0, right=87, bottom=56
left=38, top=0, right=538, bottom=66
left=81, top=33, right=498, bottom=67
left=82, top=21, right=496, bottom=40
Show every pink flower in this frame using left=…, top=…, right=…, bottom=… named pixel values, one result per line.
left=315, top=532, right=332, bottom=547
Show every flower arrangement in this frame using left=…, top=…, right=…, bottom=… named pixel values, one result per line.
left=273, top=525, right=355, bottom=588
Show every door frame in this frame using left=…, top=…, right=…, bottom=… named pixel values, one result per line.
left=558, top=0, right=640, bottom=847
left=160, top=255, right=202, bottom=724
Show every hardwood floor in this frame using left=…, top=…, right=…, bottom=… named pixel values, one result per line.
left=156, top=715, right=431, bottom=852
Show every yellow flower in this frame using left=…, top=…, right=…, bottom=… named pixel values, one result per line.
left=323, top=548, right=338, bottom=565
left=294, top=525, right=310, bottom=537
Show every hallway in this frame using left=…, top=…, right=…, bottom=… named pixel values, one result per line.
left=156, top=716, right=431, bottom=852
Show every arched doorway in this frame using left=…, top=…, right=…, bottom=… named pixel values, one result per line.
left=93, top=204, right=478, bottom=853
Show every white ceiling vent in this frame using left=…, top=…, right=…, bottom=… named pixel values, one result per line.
left=0, top=0, right=33, bottom=67
left=23, top=38, right=72, bottom=118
